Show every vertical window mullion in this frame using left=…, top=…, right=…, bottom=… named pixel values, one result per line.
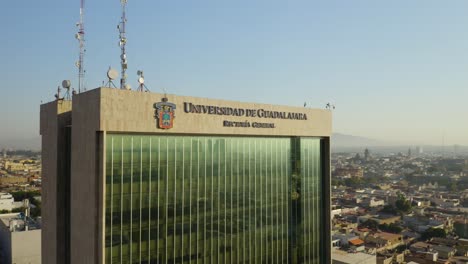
left=255, top=139, right=258, bottom=262
left=229, top=138, right=233, bottom=264
left=182, top=138, right=185, bottom=263
left=246, top=139, right=250, bottom=259
left=224, top=139, right=228, bottom=264
left=120, top=137, right=124, bottom=263
left=285, top=140, right=289, bottom=264
left=173, top=138, right=177, bottom=263
left=260, top=139, right=263, bottom=264
left=130, top=137, right=133, bottom=263
left=139, top=138, right=143, bottom=263
left=218, top=140, right=221, bottom=264
left=189, top=138, right=192, bottom=264
left=196, top=138, right=200, bottom=264
left=270, top=139, right=274, bottom=264
left=204, top=138, right=207, bottom=263
left=148, top=138, right=152, bottom=263
left=303, top=139, right=307, bottom=261
left=308, top=139, right=311, bottom=260
left=165, top=138, right=168, bottom=264
left=157, top=137, right=161, bottom=264
left=238, top=140, right=241, bottom=262
left=211, top=139, right=214, bottom=263
left=110, top=137, right=114, bottom=264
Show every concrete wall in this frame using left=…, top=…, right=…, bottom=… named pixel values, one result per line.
left=0, top=221, right=12, bottom=262
left=11, top=229, right=41, bottom=264
left=39, top=100, right=71, bottom=264
left=70, top=91, right=101, bottom=264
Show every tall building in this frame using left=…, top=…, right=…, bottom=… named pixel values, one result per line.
left=40, top=87, right=332, bottom=264
left=364, top=148, right=370, bottom=161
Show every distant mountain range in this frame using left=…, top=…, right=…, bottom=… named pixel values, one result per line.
left=2, top=133, right=381, bottom=151
left=0, top=133, right=466, bottom=154
left=332, top=133, right=385, bottom=148
left=332, top=133, right=468, bottom=154
left=0, top=136, right=41, bottom=151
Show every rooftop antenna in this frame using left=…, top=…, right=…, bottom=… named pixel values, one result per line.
left=62, top=80, right=72, bottom=100
left=118, top=0, right=129, bottom=90
left=325, top=102, right=336, bottom=110
left=54, top=86, right=63, bottom=101
left=105, top=67, right=119, bottom=88
left=136, top=70, right=150, bottom=92
left=75, top=0, right=86, bottom=93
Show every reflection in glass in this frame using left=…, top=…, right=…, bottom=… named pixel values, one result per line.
left=105, top=135, right=324, bottom=264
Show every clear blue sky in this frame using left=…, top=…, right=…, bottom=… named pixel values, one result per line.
left=1, top=0, right=468, bottom=147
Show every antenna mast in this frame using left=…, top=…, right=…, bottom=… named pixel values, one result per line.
left=75, top=0, right=85, bottom=93
left=118, top=0, right=129, bottom=89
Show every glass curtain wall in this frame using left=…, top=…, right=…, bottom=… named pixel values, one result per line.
left=104, top=134, right=323, bottom=264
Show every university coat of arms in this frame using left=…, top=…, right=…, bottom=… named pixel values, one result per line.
left=154, top=98, right=176, bottom=129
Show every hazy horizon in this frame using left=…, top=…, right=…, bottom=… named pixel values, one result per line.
left=1, top=1, right=468, bottom=145
left=2, top=132, right=468, bottom=152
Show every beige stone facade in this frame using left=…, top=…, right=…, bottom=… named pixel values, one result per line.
left=87, top=87, right=332, bottom=136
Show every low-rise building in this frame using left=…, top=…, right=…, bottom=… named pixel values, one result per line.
left=332, top=248, right=376, bottom=264
left=3, top=162, right=26, bottom=173
left=0, top=212, right=41, bottom=263
left=0, top=193, right=15, bottom=211
left=334, top=167, right=364, bottom=178
left=365, top=232, right=403, bottom=252
left=370, top=215, right=401, bottom=225
left=366, top=198, right=385, bottom=208
left=377, top=252, right=404, bottom=264
left=0, top=176, right=29, bottom=185
left=432, top=244, right=456, bottom=259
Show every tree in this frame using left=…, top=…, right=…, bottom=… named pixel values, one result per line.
left=379, top=223, right=403, bottom=234
left=359, top=219, right=378, bottom=230
left=450, top=181, right=458, bottom=192
left=12, top=207, right=25, bottom=213
left=395, top=195, right=412, bottom=213
left=380, top=205, right=397, bottom=215
left=395, top=244, right=407, bottom=253
left=30, top=202, right=41, bottom=217
left=11, top=190, right=41, bottom=202
left=421, top=228, right=446, bottom=241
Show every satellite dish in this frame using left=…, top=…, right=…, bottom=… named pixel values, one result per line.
left=138, top=77, right=144, bottom=84
left=62, top=80, right=71, bottom=89
left=107, top=68, right=118, bottom=80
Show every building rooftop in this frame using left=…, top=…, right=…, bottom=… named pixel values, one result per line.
left=0, top=213, right=41, bottom=232
left=332, top=248, right=376, bottom=264
left=373, top=231, right=402, bottom=241
left=349, top=238, right=365, bottom=246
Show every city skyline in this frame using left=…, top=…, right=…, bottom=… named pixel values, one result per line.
left=2, top=1, right=468, bottom=145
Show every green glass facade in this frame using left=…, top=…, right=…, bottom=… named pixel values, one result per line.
left=105, top=134, right=326, bottom=264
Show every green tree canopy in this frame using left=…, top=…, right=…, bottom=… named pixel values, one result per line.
left=421, top=228, right=446, bottom=241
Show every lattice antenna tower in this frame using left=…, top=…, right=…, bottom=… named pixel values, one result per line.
left=137, top=70, right=150, bottom=92
left=118, top=0, right=129, bottom=90
left=75, top=0, right=86, bottom=93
